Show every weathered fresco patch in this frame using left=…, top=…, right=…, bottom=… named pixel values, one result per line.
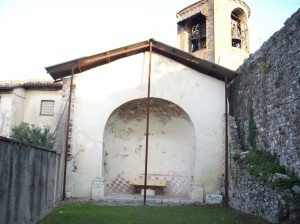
left=117, top=98, right=190, bottom=123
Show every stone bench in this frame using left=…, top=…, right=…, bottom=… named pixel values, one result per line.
left=129, top=178, right=167, bottom=195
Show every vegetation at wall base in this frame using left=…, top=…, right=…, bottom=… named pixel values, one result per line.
left=233, top=149, right=300, bottom=206
left=39, top=204, right=268, bottom=224
left=11, top=122, right=55, bottom=149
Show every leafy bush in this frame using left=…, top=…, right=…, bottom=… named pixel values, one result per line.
left=11, top=122, right=55, bottom=149
left=245, top=150, right=285, bottom=182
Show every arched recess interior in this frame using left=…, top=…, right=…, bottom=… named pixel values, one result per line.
left=189, top=13, right=207, bottom=53
left=103, top=97, right=196, bottom=197
left=231, top=7, right=248, bottom=51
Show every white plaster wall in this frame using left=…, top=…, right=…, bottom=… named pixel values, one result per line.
left=0, top=93, right=14, bottom=137
left=66, top=52, right=225, bottom=198
left=23, top=90, right=63, bottom=130
left=12, top=88, right=26, bottom=127
left=150, top=54, right=225, bottom=195
left=0, top=88, right=26, bottom=137
left=0, top=89, right=62, bottom=137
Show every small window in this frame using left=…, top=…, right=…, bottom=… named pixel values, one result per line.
left=40, top=100, right=55, bottom=116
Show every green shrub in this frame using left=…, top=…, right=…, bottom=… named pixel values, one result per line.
left=237, top=149, right=300, bottom=191
left=272, top=178, right=295, bottom=190
left=11, top=122, right=55, bottom=149
left=231, top=152, right=241, bottom=162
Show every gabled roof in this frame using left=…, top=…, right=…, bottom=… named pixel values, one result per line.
left=45, top=39, right=237, bottom=82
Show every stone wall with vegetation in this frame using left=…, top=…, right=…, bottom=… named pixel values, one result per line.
left=228, top=9, right=300, bottom=223
left=0, top=137, right=61, bottom=224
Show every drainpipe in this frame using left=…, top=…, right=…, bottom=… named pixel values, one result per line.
left=224, top=76, right=229, bottom=205
left=63, top=68, right=74, bottom=200
left=144, top=40, right=153, bottom=205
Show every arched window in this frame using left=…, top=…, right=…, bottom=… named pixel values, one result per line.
left=231, top=8, right=248, bottom=49
left=190, top=14, right=206, bottom=53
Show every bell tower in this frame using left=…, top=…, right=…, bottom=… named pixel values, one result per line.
left=177, top=0, right=250, bottom=70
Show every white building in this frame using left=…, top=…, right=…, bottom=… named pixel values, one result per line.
left=0, top=80, right=62, bottom=137
left=46, top=39, right=236, bottom=202
left=2, top=0, right=251, bottom=203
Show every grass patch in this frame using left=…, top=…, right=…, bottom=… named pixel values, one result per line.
left=40, top=203, right=268, bottom=224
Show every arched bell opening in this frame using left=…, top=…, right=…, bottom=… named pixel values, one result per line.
left=188, top=13, right=207, bottom=53
left=102, top=98, right=196, bottom=198
left=231, top=8, right=248, bottom=51
left=182, top=13, right=207, bottom=53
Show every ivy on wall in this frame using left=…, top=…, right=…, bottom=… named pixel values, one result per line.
left=260, top=54, right=271, bottom=77
left=248, top=107, right=257, bottom=149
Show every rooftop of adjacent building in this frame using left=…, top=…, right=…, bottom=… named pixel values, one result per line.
left=0, top=80, right=62, bottom=90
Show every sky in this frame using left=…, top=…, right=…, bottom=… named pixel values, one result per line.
left=0, top=0, right=299, bottom=81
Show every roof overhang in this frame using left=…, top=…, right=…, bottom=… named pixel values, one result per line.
left=45, top=39, right=237, bottom=82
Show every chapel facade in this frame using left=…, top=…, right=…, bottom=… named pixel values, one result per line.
left=177, top=0, right=250, bottom=70
left=44, top=0, right=252, bottom=203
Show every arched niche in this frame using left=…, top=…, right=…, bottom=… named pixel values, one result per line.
left=231, top=7, right=249, bottom=52
left=102, top=98, right=196, bottom=197
left=188, top=13, right=207, bottom=52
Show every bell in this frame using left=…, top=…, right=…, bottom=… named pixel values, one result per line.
left=231, top=23, right=240, bottom=40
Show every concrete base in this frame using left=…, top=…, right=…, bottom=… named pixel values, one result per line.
left=189, top=184, right=204, bottom=202
left=91, top=177, right=105, bottom=200
left=141, top=189, right=155, bottom=197
left=65, top=191, right=72, bottom=198
left=205, top=194, right=223, bottom=204
left=93, top=193, right=198, bottom=205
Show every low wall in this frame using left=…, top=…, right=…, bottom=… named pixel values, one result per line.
left=0, top=136, right=61, bottom=224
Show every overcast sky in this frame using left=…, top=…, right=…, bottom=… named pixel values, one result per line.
left=0, top=0, right=299, bottom=80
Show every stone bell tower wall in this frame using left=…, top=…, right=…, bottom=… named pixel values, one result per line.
left=177, top=0, right=250, bottom=70
left=214, top=0, right=250, bottom=70
left=177, top=0, right=214, bottom=63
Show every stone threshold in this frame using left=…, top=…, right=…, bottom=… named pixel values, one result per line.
left=63, top=194, right=200, bottom=206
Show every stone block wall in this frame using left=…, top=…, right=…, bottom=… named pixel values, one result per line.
left=228, top=117, right=284, bottom=223
left=177, top=0, right=214, bottom=62
left=228, top=8, right=300, bottom=223
left=229, top=8, right=300, bottom=176
left=0, top=137, right=61, bottom=224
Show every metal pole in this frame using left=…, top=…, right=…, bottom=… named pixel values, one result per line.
left=224, top=76, right=229, bottom=205
left=143, top=41, right=153, bottom=205
left=63, top=68, right=74, bottom=200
